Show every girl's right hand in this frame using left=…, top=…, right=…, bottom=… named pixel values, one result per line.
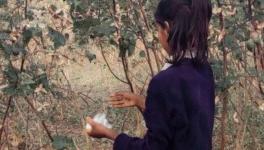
left=108, top=92, right=145, bottom=111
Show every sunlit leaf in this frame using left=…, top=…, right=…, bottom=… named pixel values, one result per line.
left=52, top=136, right=74, bottom=150
left=48, top=27, right=66, bottom=49
left=22, top=27, right=43, bottom=46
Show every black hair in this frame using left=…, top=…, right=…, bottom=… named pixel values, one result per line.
left=155, top=0, right=212, bottom=64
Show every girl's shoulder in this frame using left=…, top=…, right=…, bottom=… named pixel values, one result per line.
left=149, top=66, right=182, bottom=89
left=151, top=59, right=213, bottom=88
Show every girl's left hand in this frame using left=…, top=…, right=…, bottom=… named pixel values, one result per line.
left=85, top=117, right=118, bottom=140
left=85, top=117, right=109, bottom=138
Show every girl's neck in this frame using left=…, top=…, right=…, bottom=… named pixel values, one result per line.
left=168, top=48, right=197, bottom=60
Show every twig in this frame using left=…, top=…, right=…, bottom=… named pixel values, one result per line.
left=24, top=0, right=28, bottom=19
left=24, top=97, right=54, bottom=142
left=61, top=70, right=72, bottom=91
left=112, top=0, right=134, bottom=93
left=138, top=0, right=150, bottom=31
left=72, top=138, right=80, bottom=150
left=121, top=56, right=134, bottom=93
left=99, top=43, right=128, bottom=84
left=0, top=97, right=12, bottom=146
left=41, top=121, right=54, bottom=142
left=140, top=76, right=149, bottom=95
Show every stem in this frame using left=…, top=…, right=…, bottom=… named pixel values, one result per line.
left=216, top=1, right=228, bottom=149
left=41, top=121, right=54, bottom=142
left=24, top=97, right=54, bottom=142
left=99, top=43, right=128, bottom=84
left=25, top=0, right=28, bottom=19
left=138, top=0, right=161, bottom=71
left=247, top=0, right=264, bottom=94
left=0, top=97, right=12, bottom=146
left=128, top=0, right=155, bottom=77
left=139, top=31, right=155, bottom=77
left=138, top=0, right=150, bottom=31
left=0, top=51, right=26, bottom=147
left=112, top=0, right=134, bottom=93
left=121, top=56, right=134, bottom=92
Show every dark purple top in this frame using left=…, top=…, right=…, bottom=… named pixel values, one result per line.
left=113, top=58, right=215, bottom=150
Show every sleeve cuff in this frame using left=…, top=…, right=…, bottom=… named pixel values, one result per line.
left=113, top=133, right=130, bottom=150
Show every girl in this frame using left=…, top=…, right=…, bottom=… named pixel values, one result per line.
left=86, top=0, right=215, bottom=149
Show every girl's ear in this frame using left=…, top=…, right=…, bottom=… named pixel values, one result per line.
left=164, top=21, right=170, bottom=36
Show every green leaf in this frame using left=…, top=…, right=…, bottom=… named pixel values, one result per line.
left=0, top=42, right=4, bottom=50
left=247, top=67, right=258, bottom=76
left=260, top=72, right=264, bottom=82
left=85, top=50, right=96, bottom=62
left=246, top=39, right=255, bottom=51
left=48, top=27, right=66, bottom=49
left=216, top=74, right=237, bottom=93
left=254, top=0, right=264, bottom=9
left=1, top=43, right=12, bottom=57
left=139, top=50, right=146, bottom=58
left=224, top=35, right=239, bottom=50
left=90, top=23, right=116, bottom=38
left=109, top=38, right=118, bottom=46
left=119, top=0, right=128, bottom=9
left=22, top=27, right=43, bottom=46
left=4, top=66, right=18, bottom=85
left=50, top=4, right=57, bottom=12
left=73, top=17, right=100, bottom=31
left=52, top=136, right=74, bottom=150
left=16, top=0, right=24, bottom=5
left=0, top=32, right=10, bottom=40
left=210, top=59, right=223, bottom=80
left=0, top=0, right=7, bottom=6
left=119, top=29, right=137, bottom=57
left=2, top=86, right=17, bottom=96
left=128, top=39, right=136, bottom=56
left=12, top=47, right=26, bottom=55
left=16, top=84, right=35, bottom=96
left=26, top=10, right=34, bottom=20
left=119, top=38, right=129, bottom=57
left=34, top=73, right=49, bottom=90
left=20, top=72, right=35, bottom=85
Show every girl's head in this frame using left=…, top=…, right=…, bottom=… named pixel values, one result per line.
left=155, top=0, right=212, bottom=64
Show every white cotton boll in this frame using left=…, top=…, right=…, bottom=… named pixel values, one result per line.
left=93, top=113, right=105, bottom=123
left=93, top=113, right=112, bottom=129
left=102, top=119, right=107, bottom=126
left=105, top=122, right=112, bottom=129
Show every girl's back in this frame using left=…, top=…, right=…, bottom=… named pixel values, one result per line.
left=143, top=58, right=214, bottom=150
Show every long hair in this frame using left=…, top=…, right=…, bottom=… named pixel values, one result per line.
left=155, top=0, right=212, bottom=64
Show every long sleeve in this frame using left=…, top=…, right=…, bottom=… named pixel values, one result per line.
left=113, top=77, right=187, bottom=150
